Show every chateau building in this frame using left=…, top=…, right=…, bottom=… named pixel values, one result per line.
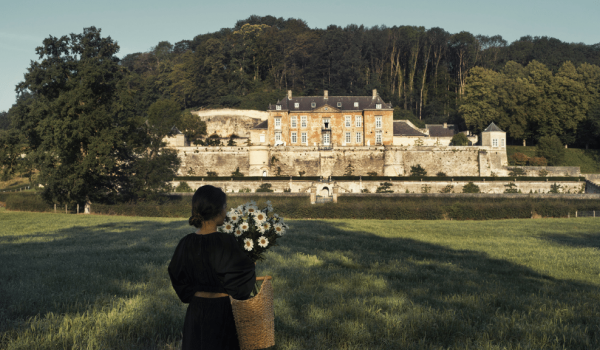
left=251, top=90, right=393, bottom=147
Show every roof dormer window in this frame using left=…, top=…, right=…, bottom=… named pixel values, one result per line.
left=354, top=102, right=359, bottom=108
left=311, top=102, right=316, bottom=108
left=276, top=105, right=281, bottom=110
left=376, top=104, right=382, bottom=109
left=294, top=102, right=299, bottom=109
left=337, top=102, right=342, bottom=108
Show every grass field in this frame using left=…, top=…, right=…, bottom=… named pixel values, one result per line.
left=1, top=212, right=599, bottom=349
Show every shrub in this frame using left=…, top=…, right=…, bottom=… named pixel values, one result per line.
left=409, top=164, right=427, bottom=177
left=549, top=183, right=562, bottom=194
left=376, top=182, right=394, bottom=193
left=283, top=188, right=291, bottom=192
left=538, top=169, right=549, bottom=177
left=436, top=172, right=447, bottom=177
left=361, top=188, right=370, bottom=193
left=344, top=163, right=354, bottom=176
left=440, top=184, right=453, bottom=193
left=462, top=182, right=480, bottom=193
left=504, top=182, right=518, bottom=193
left=451, top=133, right=469, bottom=146
left=238, top=188, right=251, bottom=193
left=508, top=168, right=527, bottom=177
left=175, top=182, right=193, bottom=192
left=207, top=171, right=217, bottom=176
left=231, top=167, right=244, bottom=177
left=256, top=183, right=274, bottom=192
left=421, top=185, right=431, bottom=193
left=536, top=135, right=565, bottom=166
left=528, top=157, right=547, bottom=166
left=509, top=152, right=529, bottom=166
left=367, top=172, right=378, bottom=176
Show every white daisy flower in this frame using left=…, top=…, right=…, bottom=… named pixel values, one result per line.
left=227, top=210, right=240, bottom=222
left=266, top=201, right=273, bottom=212
left=261, top=222, right=271, bottom=231
left=223, top=223, right=234, bottom=233
left=258, top=236, right=269, bottom=248
left=234, top=228, right=243, bottom=237
left=274, top=223, right=285, bottom=235
left=240, top=222, right=249, bottom=231
left=246, top=205, right=258, bottom=215
left=254, top=212, right=267, bottom=223
left=243, top=238, right=254, bottom=251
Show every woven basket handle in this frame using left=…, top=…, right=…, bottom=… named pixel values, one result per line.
left=256, top=276, right=272, bottom=281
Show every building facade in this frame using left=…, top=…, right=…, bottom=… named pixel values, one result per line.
left=255, top=90, right=394, bottom=147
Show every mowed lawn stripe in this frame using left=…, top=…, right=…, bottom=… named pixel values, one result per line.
left=1, top=211, right=599, bottom=349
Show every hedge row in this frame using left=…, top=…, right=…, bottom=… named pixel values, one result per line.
left=175, top=175, right=584, bottom=182
left=3, top=192, right=599, bottom=221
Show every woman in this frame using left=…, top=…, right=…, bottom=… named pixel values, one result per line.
left=169, top=185, right=256, bottom=350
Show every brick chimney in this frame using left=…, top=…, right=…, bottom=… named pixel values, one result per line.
left=324, top=90, right=328, bottom=99
left=372, top=89, right=377, bottom=99
left=288, top=90, right=292, bottom=100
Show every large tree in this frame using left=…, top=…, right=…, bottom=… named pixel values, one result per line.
left=11, top=27, right=179, bottom=205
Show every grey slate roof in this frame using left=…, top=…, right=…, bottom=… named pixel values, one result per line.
left=483, top=122, right=504, bottom=132
left=426, top=124, right=457, bottom=137
left=269, top=94, right=392, bottom=111
left=253, top=120, right=268, bottom=129
left=393, top=121, right=428, bottom=137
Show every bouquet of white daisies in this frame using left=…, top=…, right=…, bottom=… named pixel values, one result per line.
left=219, top=200, right=288, bottom=262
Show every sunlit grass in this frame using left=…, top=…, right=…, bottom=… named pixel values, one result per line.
left=1, top=212, right=599, bottom=349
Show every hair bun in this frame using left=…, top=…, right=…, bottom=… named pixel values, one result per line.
left=189, top=214, right=204, bottom=228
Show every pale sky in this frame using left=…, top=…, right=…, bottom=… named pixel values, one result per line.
left=1, top=0, right=599, bottom=113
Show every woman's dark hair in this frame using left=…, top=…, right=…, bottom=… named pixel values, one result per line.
left=189, top=185, right=227, bottom=228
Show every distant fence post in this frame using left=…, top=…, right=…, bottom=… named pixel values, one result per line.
left=77, top=204, right=79, bottom=214
left=65, top=205, right=67, bottom=214
left=54, top=204, right=56, bottom=213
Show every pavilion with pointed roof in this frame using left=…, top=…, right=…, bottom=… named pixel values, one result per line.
left=481, top=122, right=506, bottom=148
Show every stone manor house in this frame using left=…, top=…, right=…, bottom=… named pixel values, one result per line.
left=165, top=91, right=514, bottom=178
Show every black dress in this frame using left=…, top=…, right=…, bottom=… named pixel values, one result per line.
left=168, top=232, right=256, bottom=350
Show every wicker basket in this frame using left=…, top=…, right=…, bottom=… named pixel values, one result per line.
left=229, top=276, right=275, bottom=350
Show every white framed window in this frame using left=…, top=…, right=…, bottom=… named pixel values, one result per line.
left=356, top=132, right=362, bottom=143
left=375, top=116, right=382, bottom=128
left=376, top=103, right=382, bottom=109
left=345, top=132, right=351, bottom=144
left=301, top=116, right=307, bottom=128
left=376, top=130, right=382, bottom=144
left=301, top=132, right=307, bottom=144
left=492, top=138, right=498, bottom=147
left=355, top=115, right=362, bottom=127
left=291, top=132, right=297, bottom=143
left=311, top=102, right=316, bottom=108
left=291, top=116, right=297, bottom=128
left=276, top=105, right=281, bottom=110
left=275, top=132, right=282, bottom=142
left=294, top=102, right=299, bottom=109
left=501, top=138, right=505, bottom=147
left=337, top=102, right=342, bottom=108
left=322, top=118, right=330, bottom=129
left=323, top=133, right=330, bottom=145
left=354, top=102, right=359, bottom=108
left=275, top=117, right=281, bottom=130
left=259, top=134, right=265, bottom=143
left=345, top=116, right=351, bottom=127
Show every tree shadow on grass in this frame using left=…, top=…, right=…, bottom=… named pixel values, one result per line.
left=263, top=220, right=600, bottom=349
left=539, top=231, right=600, bottom=249
left=0, top=217, right=193, bottom=347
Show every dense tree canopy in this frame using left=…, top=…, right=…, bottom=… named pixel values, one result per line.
left=113, top=15, right=599, bottom=146
left=8, top=27, right=179, bottom=205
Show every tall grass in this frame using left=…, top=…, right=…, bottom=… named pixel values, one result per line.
left=1, top=212, right=599, bottom=349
